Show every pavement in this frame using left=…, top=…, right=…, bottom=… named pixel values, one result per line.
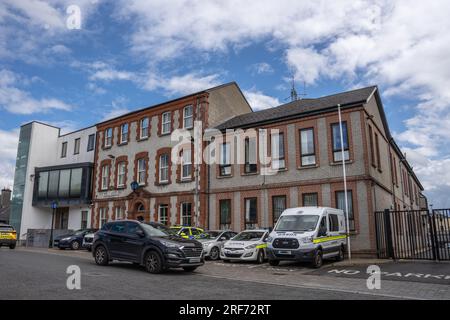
left=1, top=247, right=449, bottom=300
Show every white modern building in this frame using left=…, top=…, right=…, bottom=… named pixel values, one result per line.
left=10, top=121, right=96, bottom=240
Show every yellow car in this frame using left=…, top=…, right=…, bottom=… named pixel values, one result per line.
left=0, top=224, right=17, bottom=249
left=170, top=226, right=207, bottom=240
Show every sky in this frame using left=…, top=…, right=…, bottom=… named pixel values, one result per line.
left=0, top=0, right=449, bottom=207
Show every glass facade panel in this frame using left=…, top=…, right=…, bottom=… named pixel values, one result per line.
left=58, top=169, right=71, bottom=197
left=48, top=170, right=59, bottom=198
left=70, top=168, right=82, bottom=197
left=38, top=171, right=48, bottom=198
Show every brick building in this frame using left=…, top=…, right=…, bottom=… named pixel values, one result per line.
left=90, top=82, right=425, bottom=256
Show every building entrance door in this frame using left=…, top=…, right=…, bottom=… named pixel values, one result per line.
left=54, top=207, right=69, bottom=229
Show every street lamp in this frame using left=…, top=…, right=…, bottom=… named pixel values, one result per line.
left=49, top=201, right=58, bottom=248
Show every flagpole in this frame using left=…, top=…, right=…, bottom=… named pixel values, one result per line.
left=338, top=103, right=351, bottom=260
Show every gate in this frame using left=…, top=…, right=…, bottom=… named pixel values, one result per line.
left=375, top=209, right=450, bottom=261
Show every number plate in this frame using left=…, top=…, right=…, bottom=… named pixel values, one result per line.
left=189, top=258, right=201, bottom=263
left=277, top=250, right=292, bottom=255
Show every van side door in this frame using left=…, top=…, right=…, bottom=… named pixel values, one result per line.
left=327, top=212, right=341, bottom=256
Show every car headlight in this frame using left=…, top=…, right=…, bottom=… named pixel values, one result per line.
left=160, top=240, right=181, bottom=248
left=245, top=243, right=257, bottom=250
left=299, top=236, right=313, bottom=243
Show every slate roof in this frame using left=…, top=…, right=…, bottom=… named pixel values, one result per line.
left=217, top=85, right=377, bottom=130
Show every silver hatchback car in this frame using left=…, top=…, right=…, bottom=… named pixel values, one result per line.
left=198, top=230, right=237, bottom=260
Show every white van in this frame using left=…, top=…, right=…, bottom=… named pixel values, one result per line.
left=266, top=207, right=347, bottom=268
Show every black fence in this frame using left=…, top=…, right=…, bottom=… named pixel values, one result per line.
left=375, top=209, right=450, bottom=261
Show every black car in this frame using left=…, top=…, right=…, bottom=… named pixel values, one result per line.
left=92, top=220, right=204, bottom=273
left=54, top=228, right=98, bottom=250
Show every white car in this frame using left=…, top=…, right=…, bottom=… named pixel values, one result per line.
left=220, top=229, right=269, bottom=264
left=198, top=230, right=237, bottom=260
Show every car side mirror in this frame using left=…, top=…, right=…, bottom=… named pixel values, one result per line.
left=136, top=229, right=145, bottom=237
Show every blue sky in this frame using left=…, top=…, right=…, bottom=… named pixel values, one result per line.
left=1, top=0, right=450, bottom=207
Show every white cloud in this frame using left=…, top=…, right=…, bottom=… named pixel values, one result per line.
left=0, top=128, right=19, bottom=189
left=0, top=69, right=73, bottom=114
left=249, top=62, right=274, bottom=75
left=244, top=89, right=280, bottom=111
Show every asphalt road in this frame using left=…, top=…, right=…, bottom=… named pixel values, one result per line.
left=0, top=248, right=384, bottom=300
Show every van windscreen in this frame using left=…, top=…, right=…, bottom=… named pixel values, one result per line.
left=274, top=215, right=320, bottom=232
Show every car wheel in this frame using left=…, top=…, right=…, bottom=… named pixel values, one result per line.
left=145, top=251, right=164, bottom=274
left=183, top=266, right=198, bottom=272
left=71, top=241, right=80, bottom=250
left=209, top=247, right=220, bottom=260
left=94, top=245, right=109, bottom=266
left=268, top=259, right=279, bottom=266
left=9, top=243, right=16, bottom=249
left=256, top=250, right=264, bottom=264
left=336, top=246, right=345, bottom=261
left=312, top=249, right=323, bottom=268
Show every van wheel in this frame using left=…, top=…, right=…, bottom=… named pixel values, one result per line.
left=94, top=245, right=109, bottom=266
left=269, top=259, right=279, bottom=266
left=256, top=250, right=264, bottom=264
left=311, top=249, right=323, bottom=268
left=336, top=246, right=345, bottom=261
left=145, top=251, right=164, bottom=274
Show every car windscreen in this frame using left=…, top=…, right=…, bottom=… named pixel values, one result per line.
left=232, top=232, right=264, bottom=241
left=140, top=223, right=171, bottom=237
left=274, top=215, right=320, bottom=232
left=202, top=231, right=220, bottom=239
left=0, top=226, right=14, bottom=232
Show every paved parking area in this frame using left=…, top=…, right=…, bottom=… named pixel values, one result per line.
left=3, top=247, right=450, bottom=300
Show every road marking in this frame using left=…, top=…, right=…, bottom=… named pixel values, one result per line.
left=195, top=273, right=425, bottom=300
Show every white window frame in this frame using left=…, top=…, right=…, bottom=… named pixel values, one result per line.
left=74, top=138, right=80, bottom=155
left=159, top=204, right=168, bottom=225
left=219, top=143, right=231, bottom=176
left=105, top=128, right=112, bottom=147
left=159, top=154, right=169, bottom=183
left=161, top=112, right=171, bottom=134
left=181, top=202, right=192, bottom=226
left=183, top=105, right=194, bottom=129
left=140, top=117, right=149, bottom=139
left=100, top=208, right=107, bottom=228
left=101, top=165, right=109, bottom=190
left=115, top=206, right=125, bottom=220
left=117, top=162, right=126, bottom=187
left=120, top=123, right=128, bottom=144
left=181, top=148, right=192, bottom=180
left=137, top=158, right=146, bottom=185
left=271, top=133, right=285, bottom=170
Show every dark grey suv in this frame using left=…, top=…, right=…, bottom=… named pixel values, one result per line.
left=92, top=220, right=204, bottom=273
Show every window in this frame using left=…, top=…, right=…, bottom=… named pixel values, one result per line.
left=58, top=169, right=71, bottom=197
left=48, top=170, right=59, bottom=198
left=271, top=132, right=285, bottom=170
left=181, top=202, right=192, bottom=226
left=99, top=208, right=107, bottom=228
left=328, top=214, right=339, bottom=232
left=111, top=222, right=126, bottom=233
left=183, top=105, right=194, bottom=129
left=394, top=157, right=398, bottom=186
left=159, top=154, right=169, bottom=183
left=115, top=206, right=125, bottom=220
left=81, top=211, right=88, bottom=229
left=219, top=143, right=231, bottom=176
left=300, top=128, right=316, bottom=166
left=117, top=162, right=126, bottom=187
left=244, top=137, right=257, bottom=173
left=182, top=148, right=192, bottom=180
left=38, top=171, right=49, bottom=198
left=302, top=193, right=318, bottom=206
left=219, top=199, right=231, bottom=229
left=369, top=125, right=375, bottom=167
left=120, top=123, right=129, bottom=144
left=161, top=112, right=171, bottom=134
left=375, top=133, right=381, bottom=170
left=105, top=128, right=113, bottom=147
left=140, top=117, right=149, bottom=139
left=272, top=196, right=286, bottom=224
left=74, top=138, right=80, bottom=155
left=137, top=158, right=146, bottom=185
left=159, top=204, right=169, bottom=225
left=61, top=142, right=67, bottom=158
left=101, top=165, right=109, bottom=190
left=331, top=122, right=349, bottom=162
left=87, top=134, right=95, bottom=151
left=245, top=198, right=258, bottom=229
left=335, top=190, right=354, bottom=231
left=70, top=168, right=82, bottom=197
